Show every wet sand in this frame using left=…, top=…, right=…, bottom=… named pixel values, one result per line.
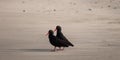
left=0, top=0, right=120, bottom=60
left=0, top=12, right=120, bottom=60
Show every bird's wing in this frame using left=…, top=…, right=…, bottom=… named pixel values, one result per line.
left=60, top=33, right=74, bottom=46
left=56, top=37, right=69, bottom=47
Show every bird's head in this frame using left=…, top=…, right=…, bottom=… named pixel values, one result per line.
left=54, top=25, right=62, bottom=32
left=46, top=30, right=54, bottom=36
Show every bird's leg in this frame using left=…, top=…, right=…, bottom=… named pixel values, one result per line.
left=51, top=46, right=56, bottom=52
left=57, top=47, right=61, bottom=51
left=58, top=47, right=64, bottom=51
left=53, top=46, right=56, bottom=51
left=61, top=47, right=65, bottom=50
left=59, top=47, right=61, bottom=50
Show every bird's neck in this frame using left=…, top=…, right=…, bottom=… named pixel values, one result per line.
left=57, top=31, right=63, bottom=36
left=57, top=30, right=61, bottom=33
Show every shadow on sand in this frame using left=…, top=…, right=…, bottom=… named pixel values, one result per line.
left=13, top=49, right=52, bottom=52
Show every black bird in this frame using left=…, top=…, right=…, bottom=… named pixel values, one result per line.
left=54, top=26, right=74, bottom=48
left=46, top=30, right=69, bottom=51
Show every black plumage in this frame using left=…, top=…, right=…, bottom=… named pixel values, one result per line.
left=54, top=26, right=74, bottom=47
left=47, top=30, right=69, bottom=51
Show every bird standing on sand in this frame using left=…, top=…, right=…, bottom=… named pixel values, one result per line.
left=46, top=30, right=69, bottom=51
left=54, top=26, right=74, bottom=49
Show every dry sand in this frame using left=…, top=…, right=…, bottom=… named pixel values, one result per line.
left=0, top=0, right=120, bottom=60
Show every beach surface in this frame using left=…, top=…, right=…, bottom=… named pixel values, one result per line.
left=0, top=0, right=120, bottom=60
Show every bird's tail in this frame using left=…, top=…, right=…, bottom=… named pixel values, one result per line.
left=68, top=42, right=74, bottom=47
left=70, top=43, right=74, bottom=47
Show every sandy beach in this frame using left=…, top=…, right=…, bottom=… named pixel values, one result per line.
left=0, top=0, right=120, bottom=60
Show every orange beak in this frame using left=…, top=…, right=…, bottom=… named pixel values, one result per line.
left=45, top=32, right=49, bottom=36
left=54, top=29, right=57, bottom=32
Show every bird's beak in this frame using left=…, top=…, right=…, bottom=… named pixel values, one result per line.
left=45, top=32, right=49, bottom=36
left=54, top=29, right=57, bottom=32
